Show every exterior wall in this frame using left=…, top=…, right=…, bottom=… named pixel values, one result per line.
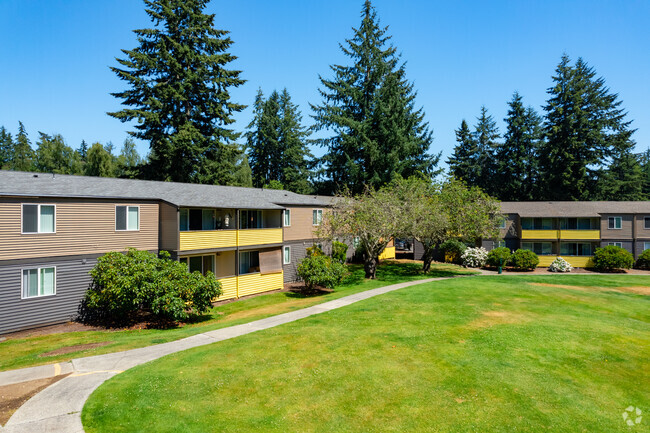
left=502, top=214, right=519, bottom=239
left=237, top=272, right=284, bottom=297
left=600, top=214, right=634, bottom=239
left=284, top=206, right=321, bottom=241
left=0, top=256, right=97, bottom=334
left=159, top=202, right=179, bottom=252
left=634, top=215, right=650, bottom=238
left=0, top=198, right=159, bottom=260
left=180, top=230, right=237, bottom=251
left=600, top=240, right=634, bottom=256
left=379, top=247, right=396, bottom=260
left=283, top=241, right=308, bottom=282
left=238, top=228, right=283, bottom=247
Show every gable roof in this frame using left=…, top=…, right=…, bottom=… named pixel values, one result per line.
left=500, top=201, right=650, bottom=217
left=0, top=171, right=333, bottom=209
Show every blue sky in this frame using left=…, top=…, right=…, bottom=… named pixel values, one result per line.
left=1, top=0, right=648, bottom=168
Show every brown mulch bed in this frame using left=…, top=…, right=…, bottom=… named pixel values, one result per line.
left=0, top=374, right=70, bottom=426
left=1, top=322, right=105, bottom=341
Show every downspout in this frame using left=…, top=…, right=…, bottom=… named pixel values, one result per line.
left=632, top=213, right=636, bottom=259
left=236, top=209, right=240, bottom=298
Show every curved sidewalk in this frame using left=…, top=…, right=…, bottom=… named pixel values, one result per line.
left=0, top=276, right=449, bottom=433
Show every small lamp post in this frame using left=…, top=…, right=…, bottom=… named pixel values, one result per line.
left=498, top=257, right=504, bottom=274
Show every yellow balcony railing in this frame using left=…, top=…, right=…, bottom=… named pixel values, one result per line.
left=237, top=228, right=283, bottom=247
left=180, top=230, right=237, bottom=251
left=559, top=229, right=600, bottom=240
left=237, top=271, right=283, bottom=297
left=521, top=230, right=559, bottom=240
left=379, top=246, right=396, bottom=260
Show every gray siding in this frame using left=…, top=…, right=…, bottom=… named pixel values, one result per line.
left=0, top=257, right=96, bottom=335
left=282, top=239, right=347, bottom=283
left=600, top=240, right=634, bottom=256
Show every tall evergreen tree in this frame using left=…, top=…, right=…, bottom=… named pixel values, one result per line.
left=116, top=138, right=143, bottom=179
left=34, top=132, right=81, bottom=174
left=77, top=140, right=88, bottom=161
left=596, top=146, right=644, bottom=200
left=495, top=93, right=543, bottom=200
left=447, top=120, right=479, bottom=185
left=311, top=0, right=437, bottom=194
left=109, top=0, right=246, bottom=184
left=472, top=106, right=500, bottom=196
left=0, top=126, right=13, bottom=169
left=640, top=148, right=650, bottom=199
left=12, top=121, right=34, bottom=172
left=540, top=55, right=635, bottom=200
left=277, top=89, right=313, bottom=194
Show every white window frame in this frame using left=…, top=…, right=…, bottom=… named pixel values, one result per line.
left=21, top=266, right=56, bottom=299
left=608, top=242, right=623, bottom=248
left=284, top=209, right=291, bottom=227
left=21, top=203, right=56, bottom=234
left=115, top=205, right=140, bottom=231
left=608, top=216, right=622, bottom=230
left=283, top=246, right=291, bottom=264
left=313, top=209, right=323, bottom=226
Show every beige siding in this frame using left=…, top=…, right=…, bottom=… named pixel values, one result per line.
left=284, top=206, right=322, bottom=241
left=159, top=202, right=179, bottom=251
left=600, top=214, right=633, bottom=239
left=0, top=198, right=158, bottom=260
left=215, top=250, right=236, bottom=278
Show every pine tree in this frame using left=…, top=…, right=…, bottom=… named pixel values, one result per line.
left=116, top=138, right=143, bottom=179
left=12, top=121, right=34, bottom=171
left=640, top=148, right=650, bottom=198
left=596, top=146, right=644, bottom=200
left=246, top=88, right=313, bottom=193
left=34, top=132, right=81, bottom=174
left=472, top=106, right=500, bottom=196
left=109, top=0, right=246, bottom=184
left=0, top=126, right=13, bottom=169
left=311, top=0, right=437, bottom=194
left=85, top=143, right=115, bottom=177
left=77, top=140, right=88, bottom=161
left=447, top=120, right=479, bottom=185
left=540, top=55, right=635, bottom=200
left=495, top=93, right=543, bottom=200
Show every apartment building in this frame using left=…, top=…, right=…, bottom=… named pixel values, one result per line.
left=0, top=171, right=331, bottom=334
left=483, top=201, right=650, bottom=267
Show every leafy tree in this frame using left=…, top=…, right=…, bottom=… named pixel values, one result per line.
left=311, top=0, right=438, bottom=194
left=109, top=0, right=246, bottom=184
left=12, top=121, right=35, bottom=171
left=472, top=106, right=500, bottom=196
left=0, top=126, right=13, bottom=169
left=540, top=55, right=635, bottom=200
left=447, top=120, right=479, bottom=185
left=85, top=142, right=115, bottom=177
left=116, top=138, right=143, bottom=179
left=246, top=89, right=313, bottom=193
left=317, top=185, right=403, bottom=279
left=495, top=92, right=543, bottom=200
left=34, top=133, right=82, bottom=174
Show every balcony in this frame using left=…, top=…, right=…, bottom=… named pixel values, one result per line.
left=238, top=228, right=283, bottom=247
left=559, top=229, right=600, bottom=240
left=180, top=230, right=237, bottom=251
left=521, top=229, right=559, bottom=240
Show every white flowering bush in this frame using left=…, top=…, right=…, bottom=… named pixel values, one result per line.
left=461, top=247, right=488, bottom=268
left=548, top=256, right=573, bottom=273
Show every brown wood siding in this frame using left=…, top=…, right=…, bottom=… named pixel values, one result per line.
left=284, top=207, right=322, bottom=241
left=0, top=198, right=159, bottom=260
left=634, top=215, right=650, bottom=238
left=159, top=202, right=179, bottom=252
left=600, top=214, right=633, bottom=239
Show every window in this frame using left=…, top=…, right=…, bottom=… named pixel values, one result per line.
left=240, top=210, right=263, bottom=229
left=22, top=267, right=55, bottom=298
left=180, top=255, right=215, bottom=275
left=180, top=208, right=233, bottom=231
left=521, top=242, right=553, bottom=255
left=560, top=218, right=597, bottom=230
left=645, top=242, right=650, bottom=251
left=116, top=206, right=139, bottom=231
left=283, top=246, right=291, bottom=264
left=560, top=242, right=593, bottom=256
left=313, top=209, right=323, bottom=225
left=22, top=204, right=55, bottom=233
left=239, top=251, right=260, bottom=274
left=495, top=240, right=506, bottom=248
left=498, top=218, right=507, bottom=229
left=284, top=210, right=291, bottom=227
left=645, top=217, right=650, bottom=230
left=521, top=218, right=554, bottom=230
left=608, top=216, right=622, bottom=230
left=608, top=242, right=623, bottom=248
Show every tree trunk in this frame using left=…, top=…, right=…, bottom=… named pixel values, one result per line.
left=422, top=248, right=435, bottom=273
left=364, top=256, right=378, bottom=279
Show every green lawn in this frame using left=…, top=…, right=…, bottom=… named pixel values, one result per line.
left=0, top=261, right=472, bottom=372
left=83, top=275, right=649, bottom=433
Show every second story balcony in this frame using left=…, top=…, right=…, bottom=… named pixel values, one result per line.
left=520, top=217, right=600, bottom=240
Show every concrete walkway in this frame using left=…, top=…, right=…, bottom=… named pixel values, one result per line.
left=0, top=277, right=449, bottom=433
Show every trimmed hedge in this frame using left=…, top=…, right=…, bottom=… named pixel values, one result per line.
left=297, top=255, right=347, bottom=291
left=592, top=246, right=634, bottom=272
left=510, top=249, right=539, bottom=271
left=486, top=247, right=512, bottom=268
left=636, top=249, right=650, bottom=270
left=439, top=239, right=467, bottom=265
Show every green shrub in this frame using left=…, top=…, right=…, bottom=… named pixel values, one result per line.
left=439, top=239, right=467, bottom=264
left=636, top=249, right=650, bottom=270
left=306, top=244, right=324, bottom=257
left=510, top=249, right=539, bottom=271
left=486, top=247, right=512, bottom=268
left=79, top=249, right=221, bottom=324
left=592, top=245, right=634, bottom=272
left=332, top=241, right=349, bottom=263
left=297, top=255, right=347, bottom=291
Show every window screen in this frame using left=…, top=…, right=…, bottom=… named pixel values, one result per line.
left=116, top=206, right=127, bottom=230
left=22, top=204, right=38, bottom=233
